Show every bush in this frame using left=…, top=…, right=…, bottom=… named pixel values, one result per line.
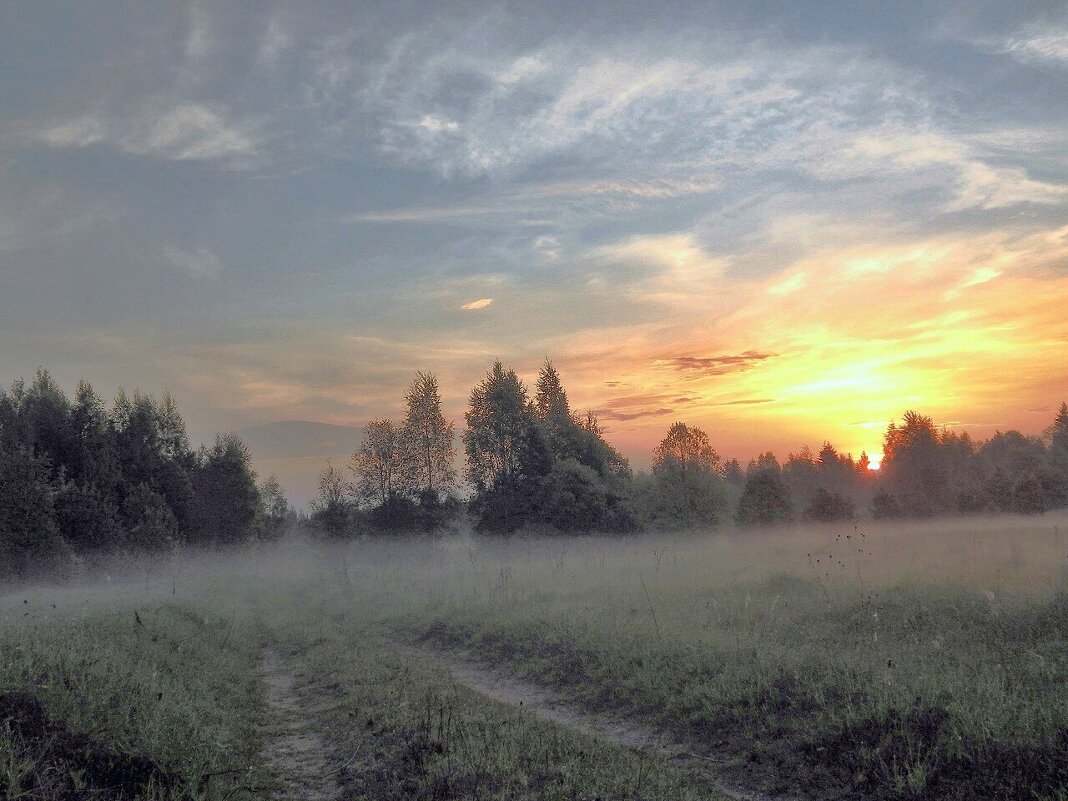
left=803, top=488, right=855, bottom=522
left=628, top=469, right=729, bottom=530
left=531, top=459, right=636, bottom=533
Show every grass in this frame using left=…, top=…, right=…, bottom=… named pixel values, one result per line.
left=1, top=515, right=1066, bottom=800
left=370, top=517, right=1068, bottom=799
left=259, top=592, right=725, bottom=800
left=0, top=586, right=267, bottom=800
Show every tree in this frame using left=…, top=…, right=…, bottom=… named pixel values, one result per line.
left=351, top=419, right=409, bottom=507
left=534, top=360, right=572, bottom=424
left=638, top=422, right=728, bottom=528
left=258, top=474, right=289, bottom=539
left=20, top=369, right=76, bottom=478
left=70, top=381, right=121, bottom=492
left=653, top=422, right=721, bottom=476
left=736, top=463, right=792, bottom=526
left=122, top=482, right=178, bottom=550
left=463, top=362, right=533, bottom=491
left=401, top=372, right=456, bottom=496
left=310, top=462, right=350, bottom=537
left=0, top=442, right=72, bottom=576
left=192, top=433, right=261, bottom=545
left=783, top=446, right=819, bottom=508
left=880, top=411, right=949, bottom=517
left=1049, top=402, right=1068, bottom=474
left=803, top=488, right=854, bottom=522
left=724, top=458, right=745, bottom=488
left=529, top=459, right=636, bottom=533
left=55, top=481, right=124, bottom=551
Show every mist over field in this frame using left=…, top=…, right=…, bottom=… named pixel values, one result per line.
left=3, top=515, right=1066, bottom=799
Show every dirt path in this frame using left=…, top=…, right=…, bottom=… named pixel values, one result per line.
left=398, top=642, right=791, bottom=801
left=259, top=648, right=340, bottom=801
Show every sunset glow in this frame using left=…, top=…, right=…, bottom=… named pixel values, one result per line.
left=2, top=2, right=1067, bottom=503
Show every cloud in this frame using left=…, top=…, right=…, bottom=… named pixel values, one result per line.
left=591, top=406, right=674, bottom=422
left=1000, top=28, right=1068, bottom=66
left=342, top=173, right=723, bottom=228
left=37, top=103, right=260, bottom=165
left=163, top=245, right=222, bottom=279
left=258, top=15, right=293, bottom=68
left=344, top=206, right=496, bottom=223
left=815, top=127, right=1068, bottom=210
left=592, top=233, right=730, bottom=308
left=662, top=351, right=775, bottom=375
left=714, top=398, right=776, bottom=406
left=357, top=34, right=919, bottom=178
left=185, top=2, right=211, bottom=66
left=529, top=174, right=722, bottom=201
left=461, top=297, right=493, bottom=310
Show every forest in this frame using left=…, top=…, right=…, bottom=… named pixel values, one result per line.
left=0, top=370, right=287, bottom=580
left=309, top=360, right=1068, bottom=537
left=2, top=362, right=1067, bottom=577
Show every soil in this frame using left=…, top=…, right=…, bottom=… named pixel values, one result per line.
left=259, top=648, right=341, bottom=801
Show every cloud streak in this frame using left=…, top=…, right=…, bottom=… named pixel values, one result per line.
left=37, top=103, right=261, bottom=165
left=163, top=245, right=223, bottom=280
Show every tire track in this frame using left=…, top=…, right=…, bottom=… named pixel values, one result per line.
left=396, top=641, right=794, bottom=801
left=259, top=648, right=340, bottom=801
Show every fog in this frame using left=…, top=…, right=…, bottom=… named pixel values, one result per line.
left=5, top=513, right=1065, bottom=628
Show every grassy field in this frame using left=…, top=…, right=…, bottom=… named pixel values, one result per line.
left=2, top=515, right=1066, bottom=800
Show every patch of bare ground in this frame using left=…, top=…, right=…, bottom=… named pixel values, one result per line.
left=259, top=648, right=340, bottom=801
left=394, top=641, right=787, bottom=801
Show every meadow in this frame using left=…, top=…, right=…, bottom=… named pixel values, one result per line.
left=2, top=514, right=1066, bottom=800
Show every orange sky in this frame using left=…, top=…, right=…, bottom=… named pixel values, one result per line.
left=539, top=224, right=1068, bottom=468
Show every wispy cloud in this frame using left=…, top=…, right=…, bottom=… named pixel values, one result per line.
left=661, top=351, right=775, bottom=375
left=591, top=406, right=674, bottom=422
left=714, top=397, right=776, bottom=406
left=592, top=233, right=730, bottom=309
left=1000, top=28, right=1068, bottom=67
left=163, top=245, right=222, bottom=279
left=37, top=103, right=261, bottom=165
left=810, top=127, right=1068, bottom=210
left=461, top=297, right=493, bottom=310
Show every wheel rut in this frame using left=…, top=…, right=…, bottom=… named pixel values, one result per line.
left=259, top=648, right=340, bottom=801
left=397, top=641, right=795, bottom=801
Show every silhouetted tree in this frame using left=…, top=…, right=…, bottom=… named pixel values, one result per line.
left=258, top=474, right=289, bottom=539
left=310, top=462, right=350, bottom=537
left=803, top=488, right=854, bottom=522
left=736, top=461, right=792, bottom=525
left=0, top=371, right=275, bottom=573
left=192, top=433, right=260, bottom=545
left=880, top=411, right=950, bottom=517
left=724, top=458, right=745, bottom=488
left=0, top=442, right=71, bottom=576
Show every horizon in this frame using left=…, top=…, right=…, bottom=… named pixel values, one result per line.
left=3, top=1, right=1067, bottom=506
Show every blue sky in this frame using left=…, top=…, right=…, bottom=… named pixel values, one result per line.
left=3, top=1, right=1068, bottom=504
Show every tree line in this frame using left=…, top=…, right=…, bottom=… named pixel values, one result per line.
left=309, top=359, right=1068, bottom=536
left=0, top=369, right=289, bottom=578
left=4, top=363, right=1065, bottom=574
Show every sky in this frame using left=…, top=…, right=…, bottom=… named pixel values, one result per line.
left=2, top=1, right=1068, bottom=505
